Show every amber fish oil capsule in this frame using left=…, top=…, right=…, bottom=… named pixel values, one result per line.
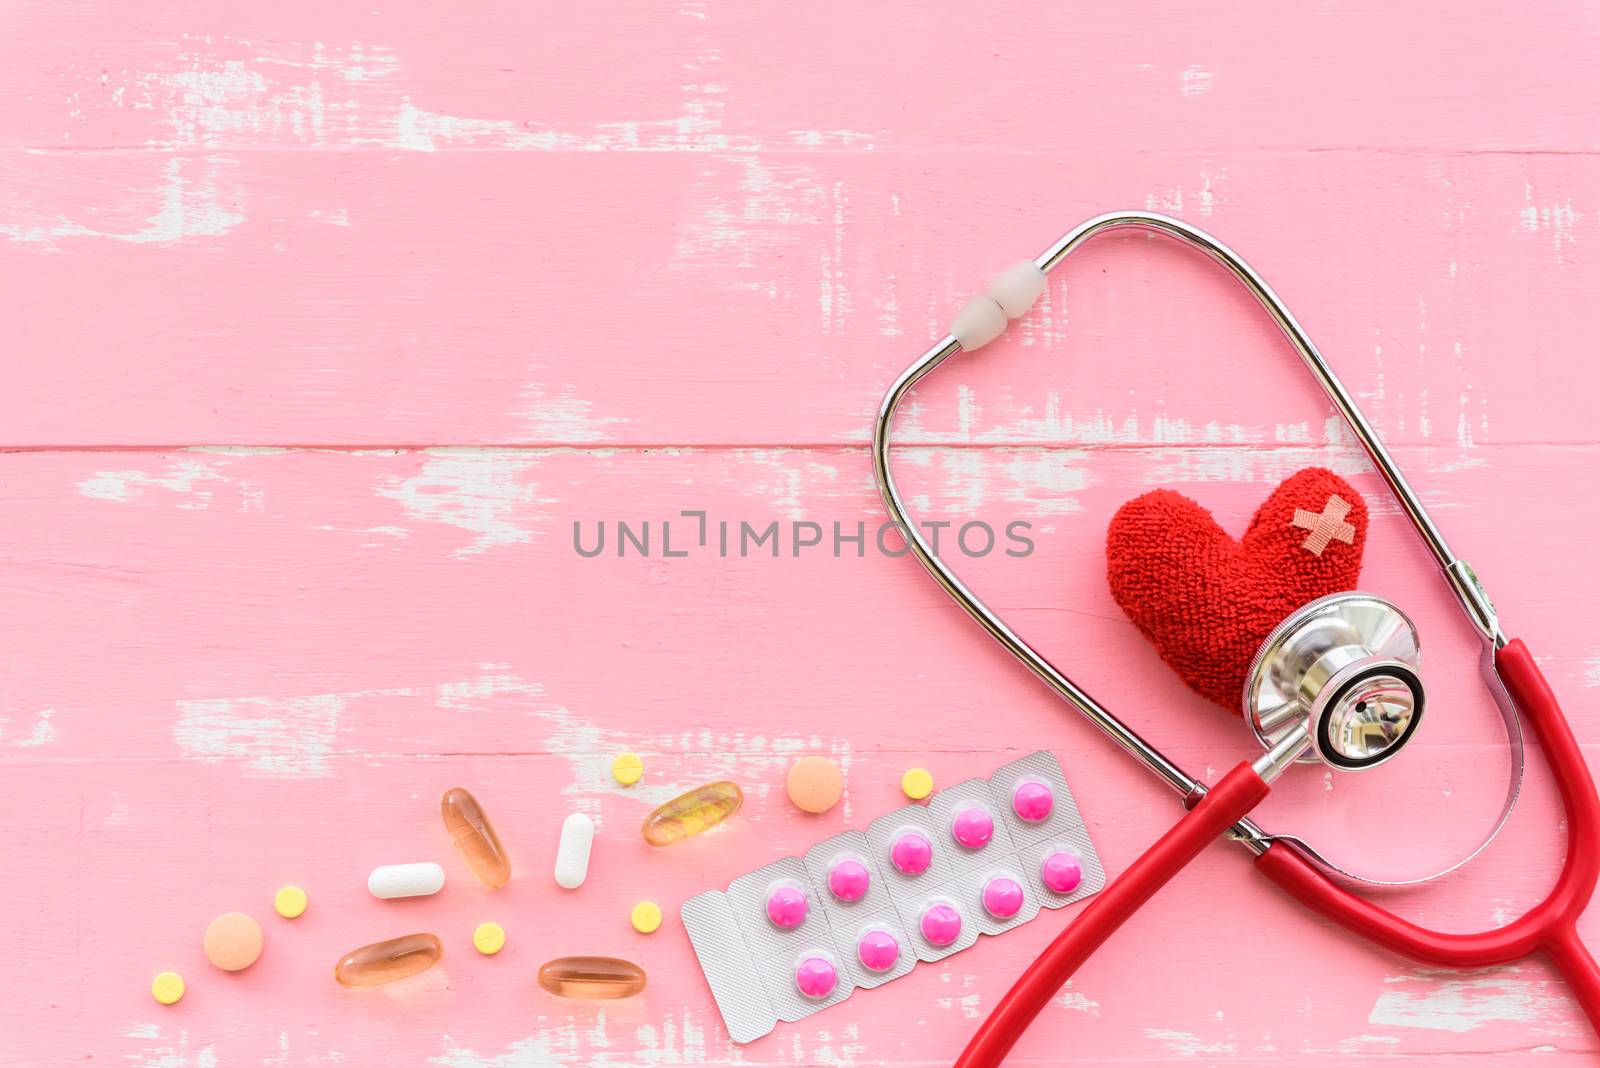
left=641, top=781, right=743, bottom=846
left=538, top=956, right=647, bottom=999
left=335, top=933, right=443, bottom=988
left=441, top=787, right=512, bottom=889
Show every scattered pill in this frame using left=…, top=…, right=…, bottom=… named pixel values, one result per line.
left=951, top=804, right=995, bottom=850
left=982, top=875, right=1025, bottom=919
left=473, top=922, right=506, bottom=955
left=151, top=971, right=185, bottom=1005
left=555, top=812, right=594, bottom=889
left=630, top=900, right=663, bottom=934
left=857, top=929, right=901, bottom=973
left=795, top=954, right=838, bottom=999
left=786, top=756, right=844, bottom=814
left=274, top=885, right=308, bottom=919
left=641, top=781, right=743, bottom=846
left=335, top=932, right=443, bottom=988
left=889, top=830, right=933, bottom=875
left=611, top=752, right=644, bottom=786
left=920, top=902, right=963, bottom=947
left=1041, top=849, right=1084, bottom=894
left=442, top=787, right=512, bottom=889
left=827, top=858, right=870, bottom=902
left=1012, top=779, right=1054, bottom=823
left=766, top=882, right=809, bottom=928
left=538, top=956, right=647, bottom=999
left=203, top=912, right=264, bottom=972
left=901, top=767, right=934, bottom=800
left=368, top=862, right=446, bottom=900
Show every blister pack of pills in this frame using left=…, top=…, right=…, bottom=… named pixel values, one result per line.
left=681, top=750, right=1104, bottom=1043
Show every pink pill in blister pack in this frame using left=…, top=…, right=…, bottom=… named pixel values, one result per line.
left=920, top=901, right=963, bottom=947
left=827, top=857, right=871, bottom=902
left=889, top=830, right=933, bottom=875
left=766, top=882, right=809, bottom=928
left=794, top=954, right=838, bottom=999
left=856, top=927, right=900, bottom=973
left=1012, top=779, right=1054, bottom=823
left=951, top=803, right=995, bottom=850
left=981, top=875, right=1025, bottom=919
left=1041, top=848, right=1084, bottom=894
left=681, top=750, right=1102, bottom=1045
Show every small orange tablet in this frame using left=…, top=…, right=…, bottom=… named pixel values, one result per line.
left=203, top=912, right=264, bottom=972
left=786, top=756, right=844, bottom=814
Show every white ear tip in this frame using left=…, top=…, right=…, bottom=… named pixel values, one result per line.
left=987, top=261, right=1047, bottom=318
left=950, top=295, right=1008, bottom=350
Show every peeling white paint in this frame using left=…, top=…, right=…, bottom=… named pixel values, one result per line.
left=124, top=1022, right=219, bottom=1068
left=0, top=707, right=56, bottom=747
left=173, top=694, right=343, bottom=777
left=1144, top=1027, right=1235, bottom=1055
left=741, top=449, right=842, bottom=522
left=434, top=1008, right=718, bottom=1066
left=1055, top=988, right=1101, bottom=1015
left=375, top=453, right=551, bottom=556
left=1519, top=183, right=1581, bottom=250
left=5, top=157, right=244, bottom=247
left=118, top=33, right=870, bottom=155
left=1369, top=969, right=1570, bottom=1034
left=78, top=456, right=231, bottom=506
left=1180, top=65, right=1214, bottom=96
left=517, top=388, right=625, bottom=443
left=671, top=156, right=825, bottom=295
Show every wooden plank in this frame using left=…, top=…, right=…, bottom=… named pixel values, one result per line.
left=4, top=3, right=1597, bottom=153
left=5, top=149, right=1596, bottom=447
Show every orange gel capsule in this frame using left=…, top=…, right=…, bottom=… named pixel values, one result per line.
left=334, top=933, right=443, bottom=988
left=538, top=956, right=647, bottom=999
left=441, top=787, right=512, bottom=889
left=641, top=780, right=744, bottom=846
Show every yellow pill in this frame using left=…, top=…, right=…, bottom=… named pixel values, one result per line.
left=902, top=767, right=934, bottom=801
left=151, top=971, right=185, bottom=1005
left=630, top=901, right=663, bottom=934
left=473, top=921, right=506, bottom=955
left=611, top=752, right=644, bottom=786
left=274, top=885, right=308, bottom=919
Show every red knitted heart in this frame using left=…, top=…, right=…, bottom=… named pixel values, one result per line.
left=1105, top=467, right=1367, bottom=713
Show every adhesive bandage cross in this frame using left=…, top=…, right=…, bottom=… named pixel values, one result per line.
left=1292, top=494, right=1357, bottom=556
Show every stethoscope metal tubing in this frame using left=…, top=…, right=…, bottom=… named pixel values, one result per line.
left=873, top=211, right=1522, bottom=876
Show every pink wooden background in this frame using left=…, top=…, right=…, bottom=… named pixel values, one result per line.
left=4, top=2, right=1600, bottom=1064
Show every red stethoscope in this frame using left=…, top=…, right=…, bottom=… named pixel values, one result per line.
left=869, top=212, right=1599, bottom=1063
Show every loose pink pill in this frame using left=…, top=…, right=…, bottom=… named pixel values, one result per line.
left=857, top=929, right=900, bottom=972
left=951, top=805, right=995, bottom=850
left=920, top=902, right=962, bottom=947
left=828, top=858, right=870, bottom=902
left=890, top=831, right=933, bottom=875
left=1041, top=849, right=1083, bottom=894
left=982, top=876, right=1025, bottom=919
left=766, top=883, right=809, bottom=928
left=795, top=955, right=837, bottom=999
left=1012, top=780, right=1054, bottom=823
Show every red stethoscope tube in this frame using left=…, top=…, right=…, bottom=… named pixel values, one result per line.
left=957, top=639, right=1600, bottom=1067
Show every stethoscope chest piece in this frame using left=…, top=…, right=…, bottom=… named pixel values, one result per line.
left=1245, top=592, right=1424, bottom=771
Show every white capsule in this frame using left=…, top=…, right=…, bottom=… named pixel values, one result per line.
left=554, top=812, right=594, bottom=889
left=368, top=862, right=446, bottom=899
